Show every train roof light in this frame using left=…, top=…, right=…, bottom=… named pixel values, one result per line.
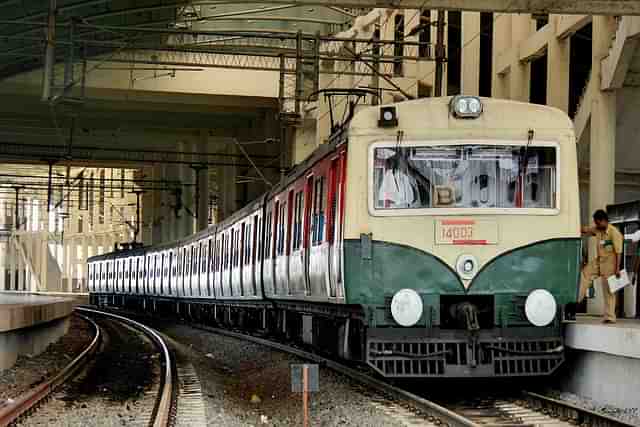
left=525, top=289, right=557, bottom=327
left=450, top=95, right=483, bottom=119
left=378, top=106, right=398, bottom=128
left=390, top=289, right=423, bottom=327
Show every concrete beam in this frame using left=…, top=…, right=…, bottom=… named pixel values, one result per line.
left=574, top=73, right=596, bottom=143
left=237, top=0, right=640, bottom=16
left=556, top=15, right=592, bottom=39
left=494, top=48, right=511, bottom=76
left=601, top=16, right=640, bottom=90
left=519, top=23, right=551, bottom=63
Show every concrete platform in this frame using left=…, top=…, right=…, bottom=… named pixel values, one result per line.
left=0, top=292, right=74, bottom=371
left=559, top=315, right=640, bottom=409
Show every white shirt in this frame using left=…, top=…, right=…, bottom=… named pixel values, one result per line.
left=380, top=169, right=417, bottom=207
left=625, top=230, right=640, bottom=242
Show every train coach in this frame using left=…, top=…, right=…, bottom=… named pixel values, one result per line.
left=88, top=95, right=580, bottom=379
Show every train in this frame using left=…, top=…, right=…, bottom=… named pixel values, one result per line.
left=88, top=95, right=580, bottom=378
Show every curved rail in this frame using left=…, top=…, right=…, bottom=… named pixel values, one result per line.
left=75, top=307, right=174, bottom=427
left=0, top=313, right=101, bottom=426
left=523, top=391, right=637, bottom=427
left=190, top=323, right=477, bottom=427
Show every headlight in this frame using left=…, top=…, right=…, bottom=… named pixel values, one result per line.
left=456, top=254, right=477, bottom=280
left=450, top=95, right=483, bottom=118
left=525, top=289, right=557, bottom=327
left=390, top=289, right=423, bottom=327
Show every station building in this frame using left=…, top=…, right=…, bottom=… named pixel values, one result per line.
left=0, top=4, right=637, bottom=320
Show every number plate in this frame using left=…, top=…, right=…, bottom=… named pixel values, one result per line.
left=435, top=219, right=498, bottom=245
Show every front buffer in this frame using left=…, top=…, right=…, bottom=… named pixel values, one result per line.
left=344, top=237, right=579, bottom=378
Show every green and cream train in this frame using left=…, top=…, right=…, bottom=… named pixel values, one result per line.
left=88, top=96, right=580, bottom=378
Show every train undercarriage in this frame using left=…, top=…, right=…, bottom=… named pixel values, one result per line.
left=91, top=293, right=565, bottom=379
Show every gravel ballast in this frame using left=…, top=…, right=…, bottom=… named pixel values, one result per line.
left=546, top=390, right=640, bottom=426
left=157, top=322, right=417, bottom=427
left=18, top=316, right=161, bottom=427
left=0, top=315, right=94, bottom=403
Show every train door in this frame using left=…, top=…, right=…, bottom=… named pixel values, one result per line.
left=199, top=239, right=209, bottom=297
left=114, top=259, right=120, bottom=294
left=275, top=193, right=292, bottom=296
left=184, top=245, right=192, bottom=297
left=206, top=237, right=214, bottom=297
left=245, top=221, right=252, bottom=297
left=289, top=181, right=308, bottom=297
left=105, top=261, right=112, bottom=294
left=213, top=234, right=221, bottom=297
left=132, top=257, right=138, bottom=294
left=231, top=226, right=241, bottom=297
left=307, top=173, right=329, bottom=298
left=169, top=250, right=177, bottom=297
left=164, top=251, right=170, bottom=296
left=158, top=250, right=169, bottom=295
left=247, top=215, right=258, bottom=297
left=241, top=221, right=251, bottom=296
left=87, top=264, right=93, bottom=293
left=149, top=254, right=155, bottom=295
left=243, top=219, right=257, bottom=297
left=252, top=214, right=261, bottom=296
left=138, top=256, right=144, bottom=294
left=190, top=243, right=198, bottom=297
left=328, top=153, right=346, bottom=299
left=220, top=231, right=230, bottom=297
left=124, top=258, right=130, bottom=294
left=155, top=252, right=164, bottom=295
left=263, top=204, right=276, bottom=296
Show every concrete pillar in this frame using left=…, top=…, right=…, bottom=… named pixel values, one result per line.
left=589, top=16, right=617, bottom=215
left=39, top=238, right=48, bottom=291
left=160, top=165, right=172, bottom=243
left=491, top=14, right=511, bottom=99
left=510, top=14, right=532, bottom=102
left=67, top=239, right=76, bottom=292
left=0, top=241, right=6, bottom=290
left=8, top=241, right=16, bottom=290
left=176, top=141, right=194, bottom=238
left=141, top=166, right=154, bottom=245
left=197, top=131, right=210, bottom=232
left=587, top=16, right=617, bottom=316
left=165, top=159, right=180, bottom=242
left=152, top=165, right=163, bottom=244
left=217, top=143, right=238, bottom=222
left=547, top=17, right=570, bottom=112
left=461, top=12, right=481, bottom=96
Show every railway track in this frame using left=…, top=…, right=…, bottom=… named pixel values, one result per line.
left=0, top=314, right=101, bottom=427
left=75, top=307, right=175, bottom=427
left=83, top=307, right=636, bottom=427
left=0, top=308, right=176, bottom=427
left=185, top=323, right=636, bottom=427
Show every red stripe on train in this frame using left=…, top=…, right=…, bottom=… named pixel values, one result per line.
left=441, top=219, right=475, bottom=225
left=452, top=240, right=487, bottom=245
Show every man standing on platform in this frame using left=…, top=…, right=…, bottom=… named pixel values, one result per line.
left=579, top=209, right=622, bottom=323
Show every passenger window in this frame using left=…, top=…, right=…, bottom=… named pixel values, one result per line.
left=312, top=177, right=326, bottom=245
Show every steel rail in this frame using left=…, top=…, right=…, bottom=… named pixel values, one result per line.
left=75, top=307, right=174, bottom=427
left=523, top=391, right=637, bottom=427
left=190, top=323, right=478, bottom=427
left=0, top=313, right=101, bottom=426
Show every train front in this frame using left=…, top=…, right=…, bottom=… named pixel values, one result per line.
left=342, top=96, right=580, bottom=378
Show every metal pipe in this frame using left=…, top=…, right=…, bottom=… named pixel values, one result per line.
left=46, top=161, right=55, bottom=212
left=13, top=187, right=20, bottom=230
left=295, top=30, right=304, bottom=115
left=41, top=0, right=56, bottom=102
left=434, top=10, right=445, bottom=97
left=342, top=44, right=415, bottom=100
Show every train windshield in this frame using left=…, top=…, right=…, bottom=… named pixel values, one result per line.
left=373, top=145, right=557, bottom=210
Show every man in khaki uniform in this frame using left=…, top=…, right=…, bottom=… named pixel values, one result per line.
left=579, top=210, right=622, bottom=323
